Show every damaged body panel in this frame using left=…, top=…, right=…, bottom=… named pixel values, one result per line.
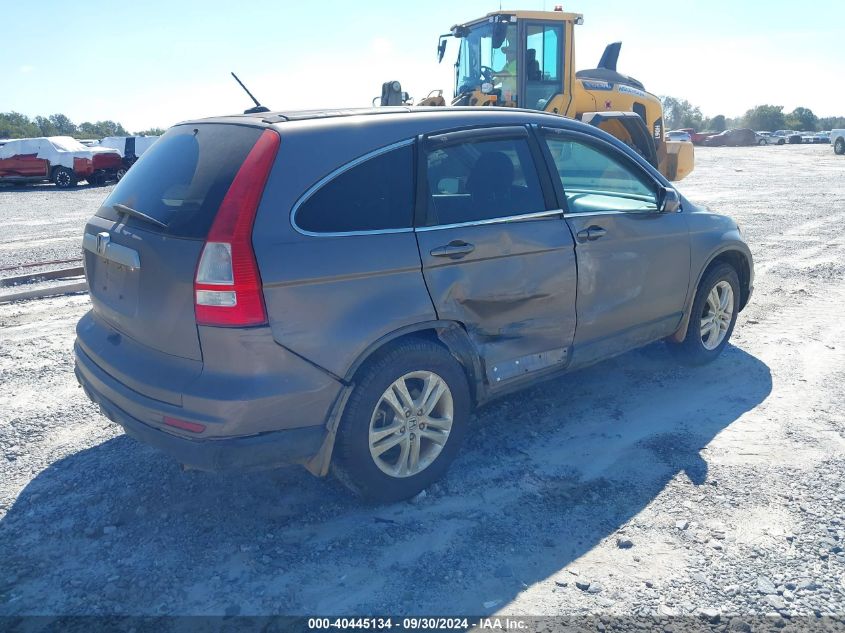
left=416, top=218, right=577, bottom=385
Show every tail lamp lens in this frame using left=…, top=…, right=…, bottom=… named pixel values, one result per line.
left=194, top=129, right=280, bottom=327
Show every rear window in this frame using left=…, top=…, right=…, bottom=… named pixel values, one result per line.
left=97, top=123, right=263, bottom=238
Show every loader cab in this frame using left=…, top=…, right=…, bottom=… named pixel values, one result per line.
left=449, top=10, right=578, bottom=115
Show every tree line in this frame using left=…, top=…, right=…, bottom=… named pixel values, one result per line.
left=660, top=98, right=845, bottom=133
left=0, top=112, right=164, bottom=140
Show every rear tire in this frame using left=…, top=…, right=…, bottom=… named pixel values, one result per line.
left=835, top=138, right=845, bottom=155
left=53, top=167, right=77, bottom=188
left=333, top=339, right=470, bottom=502
left=116, top=167, right=127, bottom=181
left=668, top=263, right=740, bottom=366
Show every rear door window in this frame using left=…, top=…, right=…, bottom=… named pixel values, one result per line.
left=293, top=143, right=415, bottom=234
left=97, top=124, right=263, bottom=238
left=423, top=134, right=546, bottom=226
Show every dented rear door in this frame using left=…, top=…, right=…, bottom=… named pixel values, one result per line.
left=415, top=126, right=577, bottom=386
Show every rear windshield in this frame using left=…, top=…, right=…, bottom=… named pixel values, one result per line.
left=97, top=123, right=263, bottom=238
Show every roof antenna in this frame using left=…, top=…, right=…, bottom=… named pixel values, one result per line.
left=231, top=72, right=270, bottom=114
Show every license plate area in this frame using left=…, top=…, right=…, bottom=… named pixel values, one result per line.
left=91, top=257, right=139, bottom=316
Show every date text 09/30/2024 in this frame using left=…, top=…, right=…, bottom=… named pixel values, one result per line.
left=308, top=617, right=528, bottom=630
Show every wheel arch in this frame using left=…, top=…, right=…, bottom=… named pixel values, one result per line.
left=304, top=320, right=483, bottom=478
left=704, top=249, right=752, bottom=311
left=343, top=320, right=483, bottom=406
left=670, top=246, right=753, bottom=343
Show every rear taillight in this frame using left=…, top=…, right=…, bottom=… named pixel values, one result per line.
left=194, top=129, right=280, bottom=327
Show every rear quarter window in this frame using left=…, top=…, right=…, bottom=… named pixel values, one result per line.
left=293, top=142, right=415, bottom=234
left=97, top=124, right=263, bottom=239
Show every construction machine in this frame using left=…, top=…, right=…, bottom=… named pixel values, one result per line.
left=380, top=7, right=693, bottom=181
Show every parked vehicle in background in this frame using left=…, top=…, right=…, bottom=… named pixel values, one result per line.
left=702, top=128, right=757, bottom=147
left=0, top=136, right=122, bottom=188
left=754, top=132, right=771, bottom=145
left=93, top=136, right=160, bottom=180
left=678, top=128, right=712, bottom=145
left=769, top=130, right=789, bottom=145
left=0, top=139, right=9, bottom=148
left=74, top=107, right=754, bottom=501
left=787, top=132, right=803, bottom=144
left=666, top=130, right=692, bottom=142
left=78, top=139, right=100, bottom=147
left=832, top=130, right=845, bottom=155
left=813, top=131, right=830, bottom=144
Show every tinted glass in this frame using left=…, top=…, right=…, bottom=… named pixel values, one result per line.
left=544, top=136, right=657, bottom=213
left=97, top=124, right=262, bottom=238
left=295, top=144, right=414, bottom=233
left=424, top=136, right=545, bottom=226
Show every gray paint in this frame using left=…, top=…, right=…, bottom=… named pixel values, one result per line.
left=416, top=215, right=577, bottom=377
left=75, top=106, right=754, bottom=472
left=564, top=209, right=691, bottom=366
left=84, top=214, right=204, bottom=361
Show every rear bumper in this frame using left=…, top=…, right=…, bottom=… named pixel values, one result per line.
left=75, top=346, right=327, bottom=471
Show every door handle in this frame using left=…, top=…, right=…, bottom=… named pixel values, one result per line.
left=575, top=226, right=607, bottom=242
left=430, top=240, right=475, bottom=259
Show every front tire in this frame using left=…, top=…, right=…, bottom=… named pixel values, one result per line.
left=333, top=339, right=471, bottom=502
left=835, top=138, right=845, bottom=155
left=668, top=263, right=740, bottom=365
left=53, top=167, right=77, bottom=188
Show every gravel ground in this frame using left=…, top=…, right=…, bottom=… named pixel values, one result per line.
left=0, top=182, right=112, bottom=275
left=1, top=144, right=844, bottom=626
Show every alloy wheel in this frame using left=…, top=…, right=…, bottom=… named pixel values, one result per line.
left=700, top=280, right=734, bottom=350
left=368, top=371, right=453, bottom=478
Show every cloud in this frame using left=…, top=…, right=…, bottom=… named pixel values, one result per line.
left=19, top=65, right=34, bottom=74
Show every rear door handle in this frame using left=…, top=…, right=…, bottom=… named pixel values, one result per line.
left=430, top=241, right=475, bottom=259
left=575, top=226, right=607, bottom=242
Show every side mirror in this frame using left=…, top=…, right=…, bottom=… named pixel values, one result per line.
left=437, top=37, right=448, bottom=63
left=659, top=187, right=681, bottom=213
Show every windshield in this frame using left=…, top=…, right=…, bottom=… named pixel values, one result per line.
left=49, top=136, right=87, bottom=152
left=456, top=22, right=518, bottom=102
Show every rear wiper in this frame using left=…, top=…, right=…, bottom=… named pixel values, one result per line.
left=112, top=203, right=168, bottom=229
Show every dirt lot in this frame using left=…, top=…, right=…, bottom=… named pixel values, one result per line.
left=1, top=144, right=844, bottom=625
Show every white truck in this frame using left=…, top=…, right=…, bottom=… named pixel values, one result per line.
left=832, top=130, right=845, bottom=155
left=93, top=136, right=160, bottom=179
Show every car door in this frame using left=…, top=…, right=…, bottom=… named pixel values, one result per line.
left=539, top=127, right=690, bottom=366
left=415, top=126, right=577, bottom=387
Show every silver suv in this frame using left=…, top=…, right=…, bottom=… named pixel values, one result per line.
left=74, top=107, right=753, bottom=501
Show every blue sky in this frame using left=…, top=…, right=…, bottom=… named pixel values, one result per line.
left=3, top=0, right=843, bottom=131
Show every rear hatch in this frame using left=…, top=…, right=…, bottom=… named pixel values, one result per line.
left=82, top=123, right=266, bottom=363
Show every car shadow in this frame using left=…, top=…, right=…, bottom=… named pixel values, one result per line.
left=0, top=342, right=771, bottom=616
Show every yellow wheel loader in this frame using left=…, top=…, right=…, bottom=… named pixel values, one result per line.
left=380, top=8, right=693, bottom=181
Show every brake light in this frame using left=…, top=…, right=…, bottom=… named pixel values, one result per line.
left=194, top=129, right=280, bottom=326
